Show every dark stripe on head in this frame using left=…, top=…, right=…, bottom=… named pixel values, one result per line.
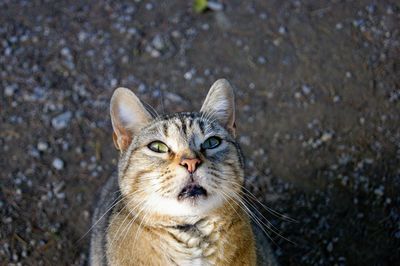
left=209, top=122, right=216, bottom=131
left=163, top=122, right=169, bottom=137
left=225, top=139, right=244, bottom=168
left=172, top=120, right=181, bottom=132
left=208, top=170, right=224, bottom=180
left=120, top=146, right=140, bottom=178
left=198, top=119, right=205, bottom=134
left=208, top=164, right=219, bottom=171
left=226, top=162, right=240, bottom=179
left=180, top=116, right=187, bottom=136
left=133, top=169, right=154, bottom=188
left=188, top=117, right=193, bottom=128
left=207, top=148, right=229, bottom=163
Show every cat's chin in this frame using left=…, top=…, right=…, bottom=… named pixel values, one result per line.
left=144, top=194, right=223, bottom=217
left=177, top=183, right=208, bottom=201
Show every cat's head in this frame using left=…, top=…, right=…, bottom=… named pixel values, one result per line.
left=110, top=79, right=244, bottom=217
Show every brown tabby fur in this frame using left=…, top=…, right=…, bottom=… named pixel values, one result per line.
left=107, top=200, right=255, bottom=265
left=90, top=79, right=277, bottom=266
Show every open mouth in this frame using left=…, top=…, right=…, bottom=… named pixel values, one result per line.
left=178, top=184, right=207, bottom=201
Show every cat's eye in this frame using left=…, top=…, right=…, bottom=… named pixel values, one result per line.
left=202, top=136, right=222, bottom=149
left=148, top=141, right=169, bottom=153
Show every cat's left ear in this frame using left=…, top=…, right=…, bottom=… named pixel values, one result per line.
left=200, top=79, right=236, bottom=136
left=110, top=87, right=152, bottom=151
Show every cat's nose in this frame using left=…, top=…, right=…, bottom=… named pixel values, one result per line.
left=180, top=158, right=201, bottom=173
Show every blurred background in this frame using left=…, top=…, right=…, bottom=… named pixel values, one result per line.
left=1, top=0, right=399, bottom=265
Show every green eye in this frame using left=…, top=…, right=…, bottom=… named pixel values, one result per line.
left=202, top=136, right=222, bottom=149
left=148, top=141, right=169, bottom=153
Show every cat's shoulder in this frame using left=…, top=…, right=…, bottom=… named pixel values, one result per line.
left=90, top=175, right=119, bottom=266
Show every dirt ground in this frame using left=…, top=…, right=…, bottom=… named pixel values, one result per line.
left=1, top=0, right=399, bottom=265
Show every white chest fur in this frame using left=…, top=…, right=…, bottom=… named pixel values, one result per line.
left=163, top=218, right=224, bottom=265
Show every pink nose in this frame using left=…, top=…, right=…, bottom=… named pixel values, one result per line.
left=180, top=158, right=201, bottom=173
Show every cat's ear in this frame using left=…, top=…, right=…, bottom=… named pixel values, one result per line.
left=110, top=87, right=152, bottom=151
left=200, top=79, right=236, bottom=136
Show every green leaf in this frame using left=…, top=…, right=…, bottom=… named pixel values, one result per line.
left=194, top=0, right=208, bottom=13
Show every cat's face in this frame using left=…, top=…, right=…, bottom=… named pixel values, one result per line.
left=110, top=79, right=244, bottom=217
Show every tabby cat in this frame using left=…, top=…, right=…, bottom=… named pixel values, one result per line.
left=89, top=79, right=277, bottom=265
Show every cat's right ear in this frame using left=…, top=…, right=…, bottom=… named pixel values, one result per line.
left=200, top=79, right=236, bottom=136
left=110, top=87, right=152, bottom=151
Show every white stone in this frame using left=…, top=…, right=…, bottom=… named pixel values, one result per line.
left=37, top=141, right=48, bottom=151
left=52, top=158, right=64, bottom=170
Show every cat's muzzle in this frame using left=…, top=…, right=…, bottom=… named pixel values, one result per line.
left=177, top=183, right=207, bottom=201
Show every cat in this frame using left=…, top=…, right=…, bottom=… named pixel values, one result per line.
left=89, top=79, right=278, bottom=265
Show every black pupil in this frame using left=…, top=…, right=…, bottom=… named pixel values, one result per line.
left=150, top=142, right=166, bottom=152
left=210, top=138, right=217, bottom=146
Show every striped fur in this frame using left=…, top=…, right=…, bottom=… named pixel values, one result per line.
left=90, top=79, right=277, bottom=265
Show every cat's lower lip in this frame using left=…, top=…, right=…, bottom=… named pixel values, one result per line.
left=177, top=184, right=207, bottom=201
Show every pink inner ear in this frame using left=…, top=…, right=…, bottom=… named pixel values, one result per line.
left=113, top=128, right=132, bottom=151
left=112, top=132, right=119, bottom=150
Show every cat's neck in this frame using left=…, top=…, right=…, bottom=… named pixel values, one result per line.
left=107, top=198, right=253, bottom=265
left=119, top=197, right=243, bottom=229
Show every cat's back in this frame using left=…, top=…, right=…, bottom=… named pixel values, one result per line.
left=90, top=175, right=119, bottom=266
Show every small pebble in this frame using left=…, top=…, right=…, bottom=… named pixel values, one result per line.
left=239, top=136, right=251, bottom=146
left=184, top=70, right=194, bottom=80
left=374, top=185, right=384, bottom=197
left=164, top=92, right=183, bottom=102
left=366, top=4, right=376, bottom=14
left=326, top=242, right=333, bottom=252
left=333, top=95, right=341, bottom=103
left=110, top=79, right=117, bottom=87
left=302, top=85, right=311, bottom=95
left=52, top=158, right=64, bottom=170
left=4, top=85, right=17, bottom=96
left=51, top=111, right=72, bottom=130
left=259, top=13, right=267, bottom=20
left=207, top=1, right=224, bottom=11
left=152, top=35, right=164, bottom=51
left=37, top=141, right=48, bottom=151
left=257, top=56, right=267, bottom=64
left=278, top=26, right=287, bottom=34
left=145, top=3, right=153, bottom=10
left=321, top=132, right=333, bottom=142
left=273, top=38, right=281, bottom=46
left=201, top=23, right=210, bottom=30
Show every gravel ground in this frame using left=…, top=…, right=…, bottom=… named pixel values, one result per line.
left=1, top=0, right=399, bottom=265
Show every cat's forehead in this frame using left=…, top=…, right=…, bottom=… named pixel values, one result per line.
left=142, top=112, right=226, bottom=142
